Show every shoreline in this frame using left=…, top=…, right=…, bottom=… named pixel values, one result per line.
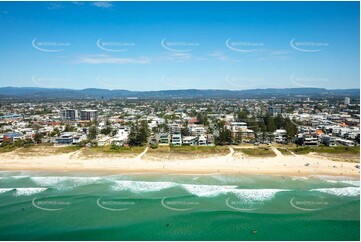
left=0, top=168, right=359, bottom=179
left=1, top=148, right=360, bottom=178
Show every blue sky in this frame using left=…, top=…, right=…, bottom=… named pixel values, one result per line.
left=0, top=1, right=359, bottom=90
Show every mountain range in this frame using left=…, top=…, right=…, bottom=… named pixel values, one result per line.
left=0, top=87, right=359, bottom=99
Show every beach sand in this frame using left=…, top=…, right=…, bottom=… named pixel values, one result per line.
left=0, top=146, right=360, bottom=177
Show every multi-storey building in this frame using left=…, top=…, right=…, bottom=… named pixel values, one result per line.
left=80, top=110, right=98, bottom=121
left=60, top=109, right=78, bottom=121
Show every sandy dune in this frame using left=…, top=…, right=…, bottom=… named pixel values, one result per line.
left=0, top=146, right=359, bottom=177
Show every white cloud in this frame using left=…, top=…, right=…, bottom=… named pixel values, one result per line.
left=72, top=2, right=85, bottom=6
left=166, top=52, right=192, bottom=61
left=92, top=2, right=113, bottom=9
left=269, top=50, right=289, bottom=56
left=48, top=3, right=64, bottom=10
left=74, top=55, right=150, bottom=64
left=208, top=51, right=227, bottom=60
left=208, top=51, right=241, bottom=62
left=256, top=51, right=290, bottom=61
left=161, top=52, right=208, bottom=63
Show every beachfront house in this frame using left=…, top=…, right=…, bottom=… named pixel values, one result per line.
left=1, top=132, right=24, bottom=143
left=159, top=133, right=170, bottom=145
left=188, top=124, right=207, bottom=136
left=273, top=129, right=287, bottom=143
left=339, top=139, right=356, bottom=146
left=198, top=135, right=207, bottom=146
left=114, top=126, right=130, bottom=141
left=322, top=135, right=337, bottom=146
left=54, top=134, right=74, bottom=145
left=98, top=137, right=110, bottom=146
left=229, top=122, right=248, bottom=132
left=182, top=136, right=198, bottom=146
left=296, top=134, right=319, bottom=146
left=206, top=134, right=215, bottom=146
left=227, top=122, right=255, bottom=140
left=54, top=132, right=85, bottom=146
left=170, top=133, right=182, bottom=146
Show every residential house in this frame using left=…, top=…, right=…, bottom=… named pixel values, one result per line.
left=170, top=133, right=182, bottom=146
left=188, top=124, right=207, bottom=136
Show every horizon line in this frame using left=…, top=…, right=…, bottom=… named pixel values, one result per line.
left=0, top=86, right=360, bottom=92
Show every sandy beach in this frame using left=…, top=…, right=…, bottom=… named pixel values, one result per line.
left=0, top=146, right=359, bottom=177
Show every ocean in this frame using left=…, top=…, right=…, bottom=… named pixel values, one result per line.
left=0, top=171, right=359, bottom=241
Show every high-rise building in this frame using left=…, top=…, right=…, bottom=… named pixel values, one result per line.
left=60, top=109, right=78, bottom=121
left=80, top=110, right=98, bottom=121
left=344, top=97, right=351, bottom=105
left=268, top=106, right=282, bottom=117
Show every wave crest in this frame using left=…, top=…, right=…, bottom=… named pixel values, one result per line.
left=112, top=181, right=177, bottom=193
left=311, top=187, right=360, bottom=197
left=15, top=187, right=47, bottom=196
left=0, top=188, right=14, bottom=194
left=31, top=176, right=101, bottom=190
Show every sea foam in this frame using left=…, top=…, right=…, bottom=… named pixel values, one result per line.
left=181, top=184, right=238, bottom=197
left=0, top=188, right=14, bottom=194
left=211, top=174, right=253, bottom=184
left=312, top=175, right=360, bottom=187
left=233, top=189, right=288, bottom=202
left=182, top=185, right=287, bottom=201
left=15, top=188, right=47, bottom=196
left=339, top=180, right=360, bottom=187
left=110, top=180, right=288, bottom=202
left=112, top=181, right=178, bottom=193
left=311, top=187, right=360, bottom=197
left=11, top=176, right=29, bottom=179
left=31, top=176, right=101, bottom=190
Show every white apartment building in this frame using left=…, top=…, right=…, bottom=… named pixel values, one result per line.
left=188, top=124, right=207, bottom=136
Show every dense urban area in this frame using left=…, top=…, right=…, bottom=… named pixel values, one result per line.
left=0, top=95, right=360, bottom=157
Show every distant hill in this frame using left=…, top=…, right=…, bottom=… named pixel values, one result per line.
left=0, top=86, right=359, bottom=99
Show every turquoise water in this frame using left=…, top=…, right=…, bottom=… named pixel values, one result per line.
left=0, top=171, right=359, bottom=240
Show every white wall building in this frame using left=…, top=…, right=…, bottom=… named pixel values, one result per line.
left=188, top=124, right=207, bottom=136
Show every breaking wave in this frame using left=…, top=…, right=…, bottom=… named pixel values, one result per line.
left=339, top=180, right=360, bottom=187
left=0, top=188, right=14, bottom=194
left=311, top=187, right=360, bottom=197
left=15, top=187, right=48, bottom=196
left=112, top=181, right=178, bottom=193
left=233, top=189, right=288, bottom=202
left=111, top=180, right=288, bottom=202
left=181, top=184, right=238, bottom=197
left=31, top=176, right=101, bottom=190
